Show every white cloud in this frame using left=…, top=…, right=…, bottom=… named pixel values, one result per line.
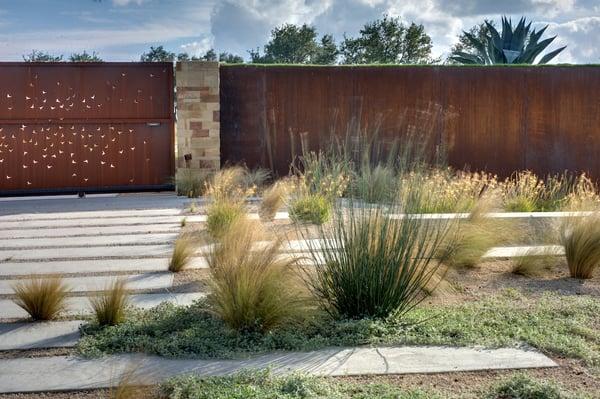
left=181, top=37, right=214, bottom=56
left=112, top=0, right=147, bottom=6
left=545, top=17, right=600, bottom=63
left=0, top=0, right=598, bottom=63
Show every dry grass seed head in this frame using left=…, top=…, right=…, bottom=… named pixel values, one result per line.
left=175, top=169, right=209, bottom=198
left=444, top=196, right=516, bottom=268
left=259, top=179, right=293, bottom=221
left=206, top=201, right=245, bottom=239
left=89, top=278, right=129, bottom=326
left=205, top=166, right=257, bottom=203
left=169, top=235, right=196, bottom=272
left=207, top=218, right=310, bottom=333
left=12, top=276, right=70, bottom=321
left=560, top=213, right=600, bottom=279
left=109, top=364, right=147, bottom=399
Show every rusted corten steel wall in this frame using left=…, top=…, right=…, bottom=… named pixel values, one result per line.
left=0, top=62, right=174, bottom=195
left=220, top=65, right=600, bottom=179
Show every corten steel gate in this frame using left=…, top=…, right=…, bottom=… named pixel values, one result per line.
left=220, top=65, right=600, bottom=180
left=0, top=62, right=174, bottom=196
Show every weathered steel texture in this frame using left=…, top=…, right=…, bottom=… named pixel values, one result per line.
left=0, top=62, right=174, bottom=194
left=220, top=65, right=600, bottom=179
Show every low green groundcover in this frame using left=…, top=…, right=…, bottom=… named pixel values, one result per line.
left=78, top=290, right=600, bottom=367
left=161, top=370, right=434, bottom=399
left=160, top=370, right=588, bottom=399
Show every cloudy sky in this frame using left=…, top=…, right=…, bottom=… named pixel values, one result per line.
left=0, top=0, right=598, bottom=63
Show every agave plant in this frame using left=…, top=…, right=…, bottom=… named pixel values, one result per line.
left=451, top=17, right=566, bottom=65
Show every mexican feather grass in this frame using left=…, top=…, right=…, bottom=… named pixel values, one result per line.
left=207, top=219, right=310, bottom=333
left=12, top=276, right=70, bottom=320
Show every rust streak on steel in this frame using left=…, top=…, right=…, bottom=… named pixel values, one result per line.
left=220, top=65, right=600, bottom=180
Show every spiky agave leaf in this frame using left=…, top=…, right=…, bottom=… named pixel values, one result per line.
left=538, top=45, right=567, bottom=64
left=453, top=15, right=566, bottom=65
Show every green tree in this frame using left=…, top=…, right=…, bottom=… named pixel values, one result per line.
left=140, top=45, right=175, bottom=62
left=219, top=52, right=244, bottom=63
left=69, top=51, right=103, bottom=62
left=313, top=35, right=338, bottom=64
left=250, top=23, right=337, bottom=64
left=23, top=50, right=63, bottom=62
left=176, top=49, right=244, bottom=63
left=201, top=49, right=218, bottom=61
left=450, top=16, right=566, bottom=65
left=340, top=16, right=434, bottom=64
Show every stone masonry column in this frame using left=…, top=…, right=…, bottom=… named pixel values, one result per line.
left=175, top=61, right=220, bottom=178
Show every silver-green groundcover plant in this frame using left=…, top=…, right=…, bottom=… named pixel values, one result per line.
left=451, top=16, right=566, bottom=65
left=302, top=187, right=457, bottom=320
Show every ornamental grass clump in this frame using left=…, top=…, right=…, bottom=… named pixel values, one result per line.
left=89, top=279, right=129, bottom=326
left=399, top=169, right=498, bottom=213
left=207, top=219, right=310, bottom=333
left=353, top=164, right=397, bottom=204
left=441, top=195, right=515, bottom=268
left=169, top=235, right=196, bottom=272
left=259, top=179, right=293, bottom=221
left=289, top=194, right=332, bottom=225
left=501, top=171, right=544, bottom=212
left=204, top=166, right=256, bottom=238
left=205, top=166, right=257, bottom=203
left=289, top=148, right=349, bottom=225
left=560, top=213, right=600, bottom=279
left=562, top=173, right=600, bottom=211
left=304, top=188, right=458, bottom=320
left=12, top=276, right=70, bottom=321
left=175, top=169, right=209, bottom=198
left=499, top=171, right=599, bottom=212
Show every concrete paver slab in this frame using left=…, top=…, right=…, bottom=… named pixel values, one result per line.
left=0, top=346, right=557, bottom=393
left=0, top=244, right=173, bottom=261
left=0, top=224, right=181, bottom=239
left=0, top=233, right=178, bottom=249
left=0, top=257, right=208, bottom=276
left=484, top=245, right=564, bottom=258
left=0, top=208, right=183, bottom=222
left=0, top=216, right=188, bottom=230
left=0, top=194, right=189, bottom=217
left=0, top=321, right=82, bottom=350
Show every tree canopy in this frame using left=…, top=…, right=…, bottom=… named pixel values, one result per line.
left=23, top=50, right=63, bottom=62
left=340, top=16, right=435, bottom=64
left=69, top=51, right=103, bottom=62
left=249, top=23, right=338, bottom=64
left=449, top=20, right=495, bottom=61
left=140, top=45, right=176, bottom=62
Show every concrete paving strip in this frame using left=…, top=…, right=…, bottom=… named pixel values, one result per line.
left=0, top=346, right=557, bottom=393
left=0, top=257, right=208, bottom=276
left=0, top=224, right=181, bottom=239
left=150, top=210, right=592, bottom=223
left=0, top=244, right=173, bottom=262
left=0, top=194, right=118, bottom=202
left=0, top=292, right=206, bottom=319
left=0, top=216, right=189, bottom=230
left=484, top=245, right=564, bottom=258
left=0, top=273, right=174, bottom=294
left=0, top=208, right=184, bottom=222
left=196, top=240, right=566, bottom=259
left=0, top=233, right=179, bottom=249
left=0, top=320, right=82, bottom=350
